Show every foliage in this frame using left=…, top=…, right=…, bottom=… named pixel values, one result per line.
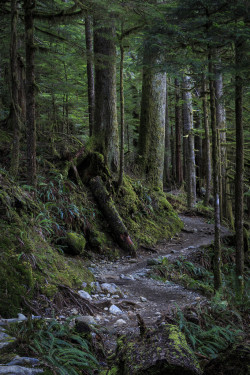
left=174, top=307, right=242, bottom=359
left=7, top=317, right=99, bottom=375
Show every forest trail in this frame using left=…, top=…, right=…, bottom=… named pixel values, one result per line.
left=88, top=214, right=231, bottom=349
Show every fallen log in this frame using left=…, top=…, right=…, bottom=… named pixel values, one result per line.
left=89, top=176, right=136, bottom=257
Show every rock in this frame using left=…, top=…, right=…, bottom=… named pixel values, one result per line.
left=0, top=366, right=43, bottom=374
left=65, top=232, right=86, bottom=255
left=114, top=319, right=127, bottom=327
left=109, top=305, right=123, bottom=315
left=76, top=315, right=96, bottom=325
left=70, top=308, right=78, bottom=315
left=140, top=296, right=147, bottom=302
left=17, top=314, right=27, bottom=321
left=120, top=274, right=135, bottom=281
left=90, top=281, right=102, bottom=293
left=204, top=342, right=250, bottom=375
left=101, top=283, right=119, bottom=294
left=78, top=290, right=92, bottom=300
left=7, top=357, right=40, bottom=366
left=115, top=324, right=201, bottom=375
left=81, top=282, right=87, bottom=288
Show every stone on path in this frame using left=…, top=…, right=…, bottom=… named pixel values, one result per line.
left=109, top=305, right=123, bottom=315
left=78, top=290, right=92, bottom=300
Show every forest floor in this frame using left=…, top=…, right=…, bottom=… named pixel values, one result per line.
left=85, top=214, right=231, bottom=352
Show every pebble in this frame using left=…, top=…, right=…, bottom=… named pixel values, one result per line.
left=70, top=308, right=79, bottom=315
left=120, top=274, right=135, bottom=281
left=140, top=296, right=147, bottom=302
left=114, top=319, right=126, bottom=327
left=101, top=283, right=119, bottom=294
left=109, top=305, right=123, bottom=315
left=17, top=314, right=27, bottom=321
left=78, top=290, right=92, bottom=300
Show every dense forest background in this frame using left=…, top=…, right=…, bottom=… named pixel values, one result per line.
left=0, top=0, right=249, bottom=374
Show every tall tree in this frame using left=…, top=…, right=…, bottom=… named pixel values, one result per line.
left=85, top=14, right=95, bottom=137
left=10, top=0, right=20, bottom=177
left=209, top=52, right=222, bottom=291
left=163, top=80, right=171, bottom=186
left=234, top=36, right=245, bottom=298
left=182, top=75, right=196, bottom=208
left=93, top=18, right=119, bottom=172
left=175, top=78, right=183, bottom=186
left=24, top=0, right=36, bottom=186
left=138, top=39, right=166, bottom=190
left=202, top=74, right=211, bottom=206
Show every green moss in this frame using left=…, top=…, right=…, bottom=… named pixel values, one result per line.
left=114, top=176, right=183, bottom=248
left=66, top=232, right=86, bottom=255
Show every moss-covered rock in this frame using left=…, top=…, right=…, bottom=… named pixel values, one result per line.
left=66, top=232, right=86, bottom=255
left=115, top=324, right=201, bottom=375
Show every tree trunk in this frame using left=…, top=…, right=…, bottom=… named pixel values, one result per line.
left=90, top=176, right=136, bottom=256
left=209, top=53, right=222, bottom=291
left=194, top=108, right=202, bottom=194
left=138, top=41, right=166, bottom=190
left=24, top=0, right=36, bottom=187
left=182, top=75, right=196, bottom=208
left=175, top=78, right=183, bottom=186
left=85, top=15, right=95, bottom=137
left=234, top=37, right=244, bottom=298
left=93, top=20, right=119, bottom=172
left=10, top=0, right=20, bottom=178
left=117, top=35, right=124, bottom=189
left=215, top=62, right=227, bottom=220
left=202, top=75, right=211, bottom=206
left=163, top=80, right=171, bottom=186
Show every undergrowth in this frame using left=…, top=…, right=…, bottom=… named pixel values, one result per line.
left=6, top=317, right=99, bottom=375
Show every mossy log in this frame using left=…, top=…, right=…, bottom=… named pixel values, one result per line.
left=89, top=176, right=136, bottom=256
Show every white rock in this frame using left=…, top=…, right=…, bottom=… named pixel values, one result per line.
left=140, top=296, right=147, bottom=302
left=112, top=295, right=120, bottom=299
left=109, top=305, right=123, bottom=315
left=71, top=308, right=79, bottom=315
left=78, top=290, right=92, bottom=300
left=17, top=314, right=27, bottom=321
left=114, top=319, right=126, bottom=327
left=82, top=282, right=87, bottom=288
left=101, top=283, right=118, bottom=294
left=76, top=315, right=96, bottom=325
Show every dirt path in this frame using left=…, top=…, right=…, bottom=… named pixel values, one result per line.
left=87, top=215, right=231, bottom=348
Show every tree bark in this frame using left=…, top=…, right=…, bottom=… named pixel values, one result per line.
left=10, top=0, right=20, bottom=178
left=93, top=20, right=119, bottom=172
left=90, top=176, right=136, bottom=256
left=235, top=37, right=244, bottom=298
left=163, top=80, right=171, bottom=186
left=209, top=53, right=222, bottom=291
left=24, top=0, right=36, bottom=187
left=85, top=15, right=95, bottom=137
left=138, top=41, right=166, bottom=190
left=182, top=75, right=196, bottom=208
left=202, top=75, right=211, bottom=206
left=175, top=78, right=183, bottom=186
left=215, top=61, right=227, bottom=219
left=117, top=33, right=125, bottom=189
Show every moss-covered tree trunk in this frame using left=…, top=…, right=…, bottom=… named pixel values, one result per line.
left=175, top=78, right=183, bottom=186
left=138, top=41, right=166, bottom=190
left=163, top=80, right=171, bottom=186
left=24, top=0, right=36, bottom=187
left=10, top=0, right=20, bottom=178
left=85, top=15, right=95, bottom=137
left=202, top=75, right=211, bottom=206
left=209, top=53, right=222, bottom=291
left=117, top=33, right=125, bottom=189
left=93, top=19, right=119, bottom=173
left=89, top=176, right=136, bottom=256
left=182, top=75, right=196, bottom=208
left=234, top=37, right=245, bottom=298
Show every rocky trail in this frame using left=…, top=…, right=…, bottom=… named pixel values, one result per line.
left=83, top=214, right=231, bottom=349
left=0, top=214, right=232, bottom=374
